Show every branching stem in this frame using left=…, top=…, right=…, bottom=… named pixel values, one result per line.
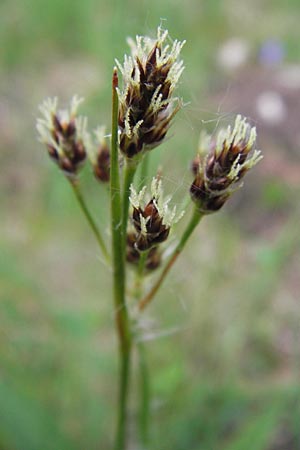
left=69, top=180, right=110, bottom=263
left=138, top=207, right=203, bottom=311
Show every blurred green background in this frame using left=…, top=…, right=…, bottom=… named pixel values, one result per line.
left=1, top=0, right=300, bottom=448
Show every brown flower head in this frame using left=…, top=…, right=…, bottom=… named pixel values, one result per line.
left=37, top=96, right=88, bottom=177
left=190, top=115, right=263, bottom=213
left=129, top=177, right=183, bottom=251
left=117, top=27, right=185, bottom=158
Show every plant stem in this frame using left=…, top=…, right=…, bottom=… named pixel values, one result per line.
left=137, top=250, right=149, bottom=278
left=111, top=68, right=132, bottom=450
left=116, top=350, right=131, bottom=450
left=132, top=251, right=150, bottom=448
left=138, top=207, right=203, bottom=311
left=138, top=152, right=150, bottom=188
left=69, top=179, right=110, bottom=263
left=122, top=158, right=138, bottom=242
left=137, top=340, right=150, bottom=448
left=134, top=250, right=149, bottom=300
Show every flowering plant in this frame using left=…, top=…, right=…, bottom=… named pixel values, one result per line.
left=37, top=26, right=262, bottom=450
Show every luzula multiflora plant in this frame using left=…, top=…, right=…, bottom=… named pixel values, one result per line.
left=37, top=26, right=262, bottom=450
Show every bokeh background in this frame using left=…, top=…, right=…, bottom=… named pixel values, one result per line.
left=1, top=0, right=300, bottom=448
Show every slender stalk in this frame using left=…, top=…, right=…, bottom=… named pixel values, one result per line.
left=137, top=250, right=149, bottom=279
left=69, top=179, right=110, bottom=263
left=138, top=207, right=203, bottom=311
left=122, top=158, right=138, bottom=241
left=138, top=152, right=150, bottom=188
left=111, top=68, right=132, bottom=450
left=134, top=250, right=149, bottom=300
left=132, top=250, right=150, bottom=447
left=137, top=340, right=150, bottom=448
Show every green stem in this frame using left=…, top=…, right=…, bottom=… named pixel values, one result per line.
left=115, top=349, right=131, bottom=450
left=69, top=180, right=110, bottom=263
left=138, top=207, right=203, bottom=311
left=130, top=248, right=150, bottom=447
left=122, top=158, right=138, bottom=242
left=138, top=152, right=150, bottom=188
left=137, top=250, right=149, bottom=279
left=134, top=250, right=149, bottom=300
left=111, top=68, right=131, bottom=450
left=137, top=340, right=150, bottom=448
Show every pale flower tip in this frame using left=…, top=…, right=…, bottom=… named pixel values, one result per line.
left=129, top=174, right=184, bottom=251
left=70, top=95, right=84, bottom=116
left=198, top=130, right=211, bottom=156
left=94, top=125, right=106, bottom=143
left=36, top=94, right=88, bottom=176
left=191, top=114, right=263, bottom=214
left=118, top=26, right=185, bottom=157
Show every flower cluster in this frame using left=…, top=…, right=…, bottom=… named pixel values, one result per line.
left=129, top=177, right=183, bottom=251
left=190, top=115, right=263, bottom=213
left=35, top=28, right=264, bottom=447
left=117, top=27, right=185, bottom=158
left=36, top=96, right=88, bottom=177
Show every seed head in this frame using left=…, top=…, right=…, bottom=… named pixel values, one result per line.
left=36, top=95, right=88, bottom=177
left=129, top=177, right=184, bottom=251
left=190, top=115, right=263, bottom=213
left=87, top=126, right=111, bottom=182
left=117, top=27, right=185, bottom=158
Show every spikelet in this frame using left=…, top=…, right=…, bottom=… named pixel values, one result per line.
left=36, top=95, right=88, bottom=177
left=190, top=115, right=263, bottom=213
left=117, top=27, right=185, bottom=158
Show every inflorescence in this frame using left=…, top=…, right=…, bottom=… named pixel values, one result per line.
left=36, top=26, right=262, bottom=269
left=36, top=27, right=263, bottom=449
left=190, top=115, right=262, bottom=213
left=129, top=177, right=183, bottom=251
left=37, top=96, right=88, bottom=177
left=116, top=27, right=185, bottom=158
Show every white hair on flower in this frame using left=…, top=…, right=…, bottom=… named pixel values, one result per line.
left=129, top=177, right=184, bottom=229
left=75, top=116, right=89, bottom=140
left=139, top=214, right=150, bottom=236
left=216, top=115, right=263, bottom=181
left=36, top=95, right=88, bottom=158
left=116, top=27, right=185, bottom=130
left=196, top=115, right=263, bottom=198
left=70, top=95, right=84, bottom=117
left=127, top=27, right=185, bottom=70
left=215, top=114, right=258, bottom=157
left=129, top=184, right=147, bottom=210
left=37, top=95, right=84, bottom=131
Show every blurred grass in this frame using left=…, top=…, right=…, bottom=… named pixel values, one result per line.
left=1, top=0, right=300, bottom=448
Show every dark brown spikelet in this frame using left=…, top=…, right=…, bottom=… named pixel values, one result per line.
left=37, top=96, right=88, bottom=178
left=129, top=177, right=181, bottom=251
left=190, top=115, right=263, bottom=214
left=117, top=28, right=185, bottom=158
left=132, top=199, right=170, bottom=251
